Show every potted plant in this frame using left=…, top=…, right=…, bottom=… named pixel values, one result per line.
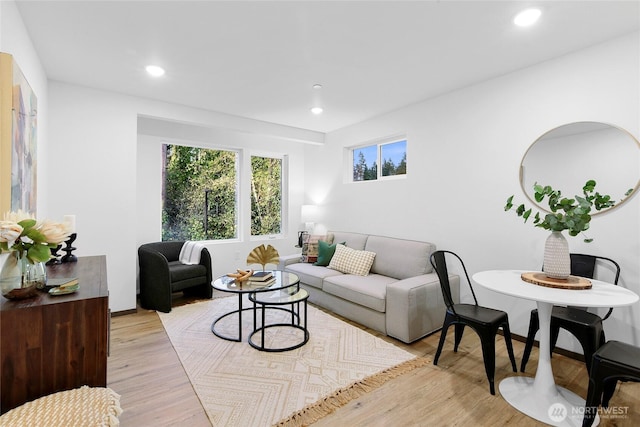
left=504, top=180, right=629, bottom=279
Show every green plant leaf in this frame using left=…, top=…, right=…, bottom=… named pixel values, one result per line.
left=27, top=244, right=51, bottom=263
left=504, top=195, right=514, bottom=211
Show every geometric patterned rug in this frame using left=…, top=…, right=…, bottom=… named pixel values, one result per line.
left=158, top=296, right=428, bottom=426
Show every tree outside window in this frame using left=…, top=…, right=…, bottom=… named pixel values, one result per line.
left=162, top=144, right=238, bottom=241
left=352, top=139, right=406, bottom=181
left=251, top=156, right=282, bottom=236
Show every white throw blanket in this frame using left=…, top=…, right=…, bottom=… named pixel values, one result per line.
left=178, top=241, right=206, bottom=265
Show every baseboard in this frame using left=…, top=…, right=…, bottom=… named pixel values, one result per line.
left=111, top=308, right=137, bottom=317
left=507, top=331, right=585, bottom=362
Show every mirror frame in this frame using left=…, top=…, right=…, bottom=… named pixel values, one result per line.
left=519, top=121, right=640, bottom=216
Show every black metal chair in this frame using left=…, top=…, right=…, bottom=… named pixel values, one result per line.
left=582, top=340, right=640, bottom=427
left=430, top=250, right=517, bottom=395
left=520, top=254, right=621, bottom=373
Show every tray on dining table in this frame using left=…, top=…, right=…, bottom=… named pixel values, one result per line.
left=521, top=272, right=592, bottom=290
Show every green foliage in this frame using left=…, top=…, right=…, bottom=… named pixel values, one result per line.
left=250, top=157, right=282, bottom=235
left=504, top=180, right=626, bottom=243
left=162, top=145, right=237, bottom=241
left=382, top=152, right=407, bottom=177
left=162, top=146, right=284, bottom=241
left=353, top=151, right=378, bottom=181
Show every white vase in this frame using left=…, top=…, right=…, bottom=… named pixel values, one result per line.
left=543, top=231, right=570, bottom=279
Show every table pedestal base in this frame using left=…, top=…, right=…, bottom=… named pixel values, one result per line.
left=500, top=377, right=599, bottom=426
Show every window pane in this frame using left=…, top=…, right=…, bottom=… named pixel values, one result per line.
left=381, top=140, right=407, bottom=177
left=353, top=145, right=378, bottom=181
left=162, top=144, right=237, bottom=241
left=251, top=156, right=282, bottom=235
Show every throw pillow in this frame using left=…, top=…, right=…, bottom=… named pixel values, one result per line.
left=301, top=234, right=328, bottom=263
left=328, top=244, right=376, bottom=276
left=313, top=240, right=345, bottom=267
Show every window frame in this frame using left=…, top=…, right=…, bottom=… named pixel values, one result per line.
left=248, top=152, right=288, bottom=240
left=349, top=136, right=407, bottom=183
left=161, top=142, right=241, bottom=243
left=160, top=142, right=288, bottom=243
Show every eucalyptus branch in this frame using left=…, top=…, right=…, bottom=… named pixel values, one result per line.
left=505, top=180, right=628, bottom=243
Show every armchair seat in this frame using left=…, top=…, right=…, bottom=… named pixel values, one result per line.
left=138, top=241, right=213, bottom=313
left=169, top=261, right=208, bottom=286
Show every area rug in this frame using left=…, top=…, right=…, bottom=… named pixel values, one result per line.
left=158, top=296, right=428, bottom=426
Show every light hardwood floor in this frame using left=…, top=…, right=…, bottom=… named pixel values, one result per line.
left=108, top=296, right=638, bottom=426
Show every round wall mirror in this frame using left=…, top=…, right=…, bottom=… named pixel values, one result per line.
left=520, top=121, right=640, bottom=215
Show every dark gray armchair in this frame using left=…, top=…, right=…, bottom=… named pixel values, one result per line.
left=138, top=241, right=213, bottom=313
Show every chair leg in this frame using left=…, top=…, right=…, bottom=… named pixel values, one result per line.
left=521, top=310, right=539, bottom=372
left=602, top=379, right=618, bottom=408
left=434, top=319, right=452, bottom=366
left=582, top=376, right=602, bottom=427
left=479, top=331, right=498, bottom=395
left=550, top=322, right=561, bottom=358
left=453, top=323, right=465, bottom=352
left=502, top=322, right=517, bottom=372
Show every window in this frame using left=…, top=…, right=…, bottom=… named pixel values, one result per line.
left=250, top=156, right=282, bottom=236
left=162, top=144, right=238, bottom=241
left=352, top=138, right=407, bottom=182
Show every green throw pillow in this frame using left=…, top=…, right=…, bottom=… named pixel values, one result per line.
left=314, top=240, right=345, bottom=266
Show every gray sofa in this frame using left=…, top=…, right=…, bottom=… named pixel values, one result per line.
left=279, top=231, right=459, bottom=343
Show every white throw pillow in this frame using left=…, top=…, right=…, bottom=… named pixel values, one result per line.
left=328, top=244, right=376, bottom=276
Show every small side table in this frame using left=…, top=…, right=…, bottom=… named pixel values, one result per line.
left=248, top=288, right=309, bottom=352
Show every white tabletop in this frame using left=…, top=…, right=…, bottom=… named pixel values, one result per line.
left=473, top=270, right=639, bottom=308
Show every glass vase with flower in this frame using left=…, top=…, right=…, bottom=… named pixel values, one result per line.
left=0, top=211, right=71, bottom=299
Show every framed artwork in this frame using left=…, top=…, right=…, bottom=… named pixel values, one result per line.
left=0, top=52, right=37, bottom=216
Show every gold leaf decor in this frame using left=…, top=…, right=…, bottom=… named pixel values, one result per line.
left=246, top=244, right=280, bottom=271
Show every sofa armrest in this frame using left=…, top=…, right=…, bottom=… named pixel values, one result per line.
left=278, top=253, right=302, bottom=270
left=385, top=272, right=460, bottom=343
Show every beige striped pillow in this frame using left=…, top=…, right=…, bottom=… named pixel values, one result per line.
left=328, top=244, right=376, bottom=276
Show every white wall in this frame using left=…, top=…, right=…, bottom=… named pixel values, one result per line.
left=305, top=33, right=640, bottom=353
left=46, top=82, right=314, bottom=312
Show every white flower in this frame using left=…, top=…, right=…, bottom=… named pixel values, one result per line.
left=0, top=221, right=23, bottom=246
left=3, top=210, right=34, bottom=223
left=38, top=220, right=71, bottom=244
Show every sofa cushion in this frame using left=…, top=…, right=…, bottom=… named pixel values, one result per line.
left=323, top=274, right=397, bottom=312
left=314, top=240, right=344, bottom=266
left=329, top=244, right=376, bottom=276
left=365, top=235, right=434, bottom=279
left=168, top=261, right=207, bottom=282
left=328, top=231, right=369, bottom=250
left=301, top=234, right=332, bottom=263
left=284, top=262, right=343, bottom=289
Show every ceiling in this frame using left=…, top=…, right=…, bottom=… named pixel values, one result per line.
left=15, top=1, right=640, bottom=134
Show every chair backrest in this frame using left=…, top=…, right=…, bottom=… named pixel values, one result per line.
left=570, top=253, right=621, bottom=320
left=430, top=250, right=478, bottom=314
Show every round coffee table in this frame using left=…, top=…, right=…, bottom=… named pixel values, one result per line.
left=211, top=270, right=300, bottom=342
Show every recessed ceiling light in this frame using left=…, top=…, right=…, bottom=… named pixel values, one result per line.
left=310, top=107, right=323, bottom=115
left=145, top=65, right=165, bottom=77
left=312, top=84, right=322, bottom=89
left=513, top=8, right=541, bottom=27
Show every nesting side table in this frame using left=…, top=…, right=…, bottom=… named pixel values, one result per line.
left=248, top=288, right=309, bottom=352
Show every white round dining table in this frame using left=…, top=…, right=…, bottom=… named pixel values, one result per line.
left=472, top=270, right=638, bottom=427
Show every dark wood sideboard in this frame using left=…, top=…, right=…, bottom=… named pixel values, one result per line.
left=0, top=255, right=109, bottom=413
